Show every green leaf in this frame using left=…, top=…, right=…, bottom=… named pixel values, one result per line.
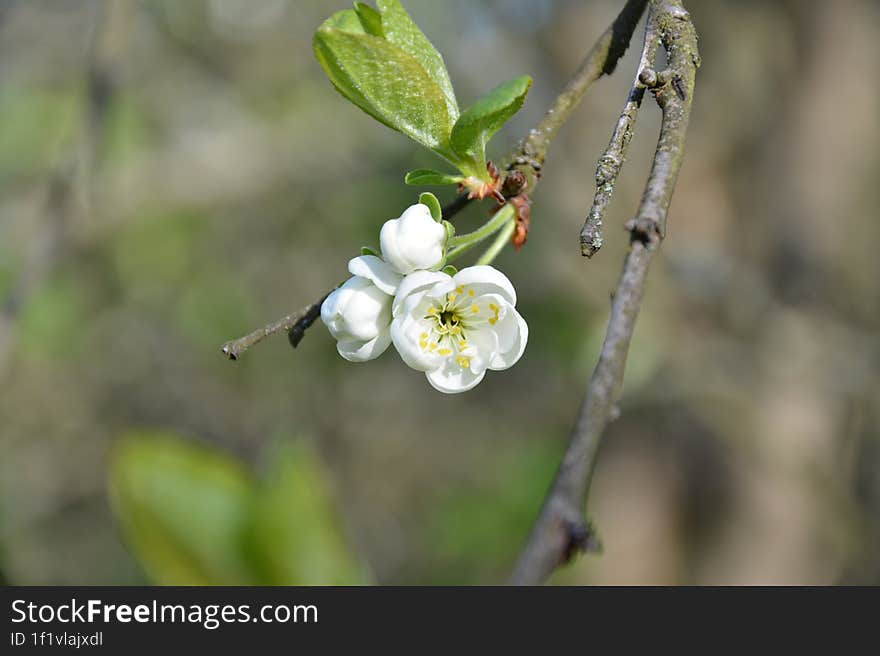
left=405, top=168, right=463, bottom=186
left=441, top=264, right=458, bottom=276
left=320, top=7, right=367, bottom=33
left=418, top=192, right=442, bottom=222
left=376, top=0, right=458, bottom=121
left=451, top=75, right=532, bottom=167
left=314, top=25, right=455, bottom=154
left=353, top=2, right=383, bottom=36
left=109, top=432, right=256, bottom=585
left=247, top=443, right=368, bottom=585
left=360, top=246, right=379, bottom=256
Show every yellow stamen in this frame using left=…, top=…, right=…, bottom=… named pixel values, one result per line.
left=471, top=304, right=479, bottom=314
left=437, top=348, right=452, bottom=356
left=468, top=289, right=474, bottom=297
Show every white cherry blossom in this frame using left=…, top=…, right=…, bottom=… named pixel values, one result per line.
left=390, top=265, right=528, bottom=393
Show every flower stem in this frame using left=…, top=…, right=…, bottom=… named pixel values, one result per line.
left=446, top=204, right=514, bottom=263
left=476, top=217, right=515, bottom=266
left=448, top=204, right=514, bottom=248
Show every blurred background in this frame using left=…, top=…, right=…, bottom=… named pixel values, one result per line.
left=1, top=0, right=878, bottom=585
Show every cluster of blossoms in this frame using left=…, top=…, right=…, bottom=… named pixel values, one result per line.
left=320, top=202, right=528, bottom=393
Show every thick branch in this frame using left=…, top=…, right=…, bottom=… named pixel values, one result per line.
left=510, top=0, right=699, bottom=586
left=220, top=0, right=650, bottom=361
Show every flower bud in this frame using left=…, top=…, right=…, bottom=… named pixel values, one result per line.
left=320, top=276, right=393, bottom=362
left=379, top=203, right=446, bottom=274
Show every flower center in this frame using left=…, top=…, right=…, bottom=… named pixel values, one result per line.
left=439, top=310, right=458, bottom=328
left=418, top=285, right=499, bottom=369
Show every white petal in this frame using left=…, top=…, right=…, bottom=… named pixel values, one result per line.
left=489, top=305, right=528, bottom=370
left=390, top=311, right=441, bottom=372
left=460, top=325, right=498, bottom=373
left=337, top=330, right=392, bottom=363
left=348, top=255, right=403, bottom=296
left=320, top=287, right=346, bottom=335
left=340, top=280, right=391, bottom=341
left=392, top=270, right=452, bottom=316
left=452, top=265, right=517, bottom=305
left=380, top=204, right=446, bottom=274
left=320, top=277, right=391, bottom=342
left=426, top=360, right=486, bottom=394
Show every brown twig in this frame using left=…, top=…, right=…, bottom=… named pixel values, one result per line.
left=580, top=9, right=662, bottom=257
left=220, top=0, right=650, bottom=360
left=220, top=295, right=329, bottom=360
left=510, top=0, right=699, bottom=586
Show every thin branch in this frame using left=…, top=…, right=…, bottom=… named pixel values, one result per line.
left=220, top=295, right=329, bottom=360
left=220, top=0, right=650, bottom=360
left=580, top=11, right=662, bottom=257
left=510, top=0, right=699, bottom=586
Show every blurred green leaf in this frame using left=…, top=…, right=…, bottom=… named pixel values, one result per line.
left=450, top=76, right=532, bottom=170
left=247, top=443, right=368, bottom=585
left=405, top=168, right=463, bottom=186
left=109, top=432, right=256, bottom=585
left=110, top=433, right=366, bottom=585
left=314, top=13, right=455, bottom=158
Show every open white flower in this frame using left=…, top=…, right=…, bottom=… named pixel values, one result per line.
left=390, top=265, right=528, bottom=393
left=380, top=203, right=447, bottom=274
left=320, top=255, right=403, bottom=362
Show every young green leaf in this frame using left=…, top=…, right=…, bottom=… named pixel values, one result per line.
left=376, top=0, right=458, bottom=121
left=314, top=21, right=455, bottom=154
left=451, top=75, right=533, bottom=168
left=405, top=169, right=464, bottom=186
left=353, top=2, right=383, bottom=36
left=360, top=246, right=379, bottom=257
left=418, top=192, right=443, bottom=222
